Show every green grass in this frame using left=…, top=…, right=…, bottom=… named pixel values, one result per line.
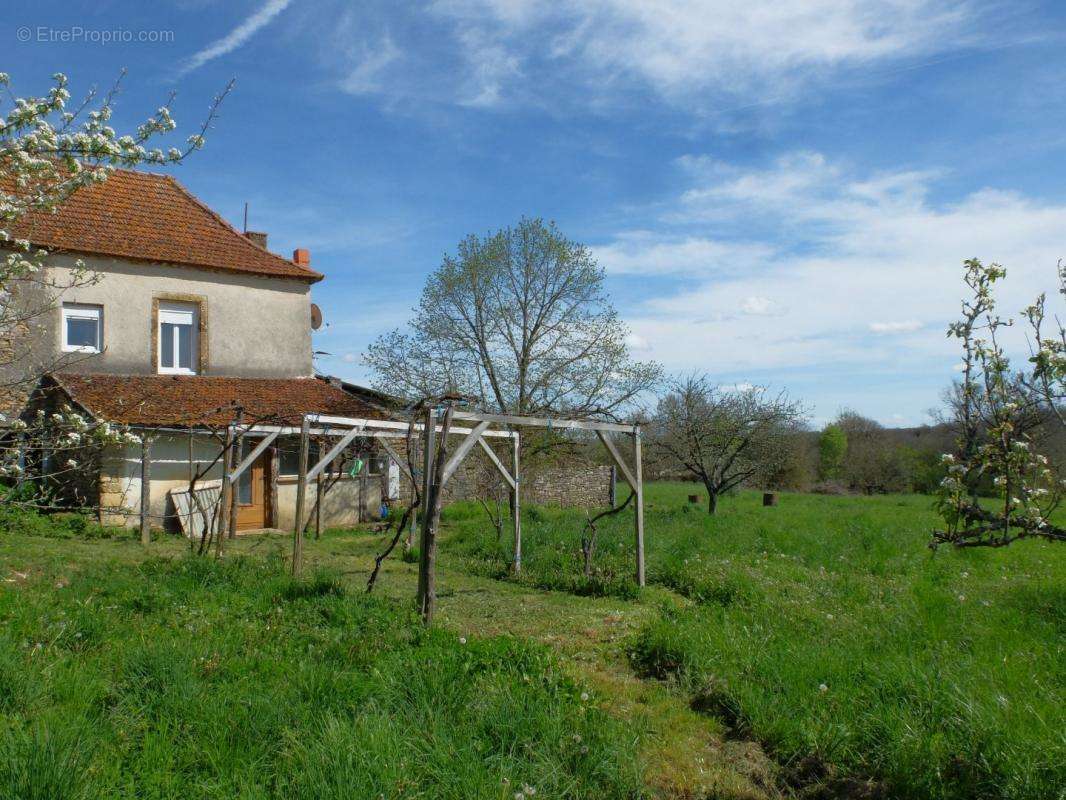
left=447, top=484, right=1066, bottom=800
left=1, top=484, right=1062, bottom=799
left=0, top=546, right=641, bottom=799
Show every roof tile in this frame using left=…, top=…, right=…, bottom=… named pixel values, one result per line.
left=8, top=169, right=322, bottom=282
left=50, top=373, right=389, bottom=427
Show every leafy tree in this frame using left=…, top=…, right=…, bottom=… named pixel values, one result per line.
left=649, top=374, right=807, bottom=514
left=364, top=218, right=661, bottom=419
left=818, top=424, right=847, bottom=480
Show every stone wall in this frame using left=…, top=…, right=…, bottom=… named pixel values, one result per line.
left=397, top=448, right=614, bottom=509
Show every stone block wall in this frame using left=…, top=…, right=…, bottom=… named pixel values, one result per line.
left=396, top=447, right=614, bottom=509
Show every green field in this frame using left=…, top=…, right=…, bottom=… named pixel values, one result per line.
left=0, top=484, right=1062, bottom=799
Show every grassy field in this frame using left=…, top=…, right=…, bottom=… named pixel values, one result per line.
left=0, top=484, right=1062, bottom=799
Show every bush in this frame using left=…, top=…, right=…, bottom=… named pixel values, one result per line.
left=0, top=505, right=124, bottom=540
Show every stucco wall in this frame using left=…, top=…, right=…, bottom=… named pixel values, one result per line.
left=41, top=253, right=313, bottom=379
left=99, top=435, right=226, bottom=529
left=275, top=476, right=382, bottom=531
left=99, top=434, right=384, bottom=532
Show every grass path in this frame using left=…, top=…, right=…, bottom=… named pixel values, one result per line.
left=1, top=526, right=779, bottom=799
left=305, top=529, right=779, bottom=799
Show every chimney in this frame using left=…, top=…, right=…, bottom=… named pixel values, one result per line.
left=244, top=230, right=268, bottom=249
left=293, top=248, right=311, bottom=267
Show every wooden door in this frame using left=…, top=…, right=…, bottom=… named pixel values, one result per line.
left=236, top=444, right=270, bottom=531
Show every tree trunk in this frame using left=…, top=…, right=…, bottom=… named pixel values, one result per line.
left=707, top=489, right=718, bottom=515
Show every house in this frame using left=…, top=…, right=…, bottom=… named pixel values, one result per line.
left=5, top=168, right=397, bottom=533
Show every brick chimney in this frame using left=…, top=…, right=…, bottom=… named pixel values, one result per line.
left=244, top=230, right=268, bottom=248
left=293, top=248, right=311, bottom=267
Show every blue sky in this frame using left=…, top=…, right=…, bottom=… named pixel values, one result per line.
left=6, top=1, right=1066, bottom=426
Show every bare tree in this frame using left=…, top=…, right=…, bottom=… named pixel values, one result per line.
left=364, top=218, right=661, bottom=421
left=649, top=375, right=807, bottom=514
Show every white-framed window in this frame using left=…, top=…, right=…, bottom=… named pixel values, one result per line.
left=157, top=301, right=199, bottom=375
left=61, top=303, right=102, bottom=353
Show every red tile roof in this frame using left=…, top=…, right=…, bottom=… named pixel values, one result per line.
left=7, top=169, right=322, bottom=282
left=50, top=373, right=390, bottom=427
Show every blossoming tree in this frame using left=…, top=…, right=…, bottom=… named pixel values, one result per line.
left=934, top=258, right=1066, bottom=548
left=0, top=71, right=230, bottom=510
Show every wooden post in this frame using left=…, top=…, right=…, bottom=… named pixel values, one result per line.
left=359, top=458, right=369, bottom=522
left=609, top=464, right=617, bottom=508
left=416, top=407, right=436, bottom=612
left=139, top=435, right=151, bottom=545
left=315, top=472, right=323, bottom=538
left=187, top=430, right=195, bottom=552
left=292, top=416, right=310, bottom=576
left=512, top=431, right=521, bottom=575
left=227, top=411, right=243, bottom=540
left=633, top=427, right=645, bottom=587
left=268, top=443, right=279, bottom=528
left=216, top=426, right=233, bottom=559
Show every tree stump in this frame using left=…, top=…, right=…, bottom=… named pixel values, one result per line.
left=687, top=494, right=699, bottom=504
left=762, top=492, right=777, bottom=507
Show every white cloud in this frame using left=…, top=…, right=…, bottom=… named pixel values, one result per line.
left=722, top=382, right=755, bottom=393
left=431, top=0, right=980, bottom=108
left=592, top=231, right=773, bottom=276
left=869, top=320, right=923, bottom=334
left=624, top=332, right=650, bottom=351
left=608, top=150, right=1066, bottom=381
left=178, top=0, right=293, bottom=76
left=741, top=296, right=779, bottom=316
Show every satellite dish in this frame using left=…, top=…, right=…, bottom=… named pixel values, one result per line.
left=310, top=303, right=323, bottom=330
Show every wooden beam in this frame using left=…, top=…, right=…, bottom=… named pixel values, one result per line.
left=309, top=414, right=515, bottom=438
left=226, top=430, right=279, bottom=484
left=378, top=438, right=415, bottom=485
left=306, top=425, right=363, bottom=482
left=139, top=436, right=151, bottom=545
left=512, top=432, right=521, bottom=575
left=268, top=442, right=279, bottom=529
left=291, top=416, right=310, bottom=576
left=450, top=409, right=635, bottom=434
left=596, top=430, right=637, bottom=489
left=440, top=420, right=492, bottom=486
left=217, top=426, right=232, bottom=558
left=476, top=436, right=514, bottom=490
left=227, top=410, right=243, bottom=541
left=633, top=428, right=645, bottom=588
left=416, top=407, right=436, bottom=611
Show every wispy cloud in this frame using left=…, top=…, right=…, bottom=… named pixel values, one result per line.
left=869, top=320, right=923, bottom=334
left=339, top=36, right=402, bottom=94
left=178, top=0, right=293, bottom=77
left=431, top=0, right=982, bottom=109
left=306, top=0, right=987, bottom=113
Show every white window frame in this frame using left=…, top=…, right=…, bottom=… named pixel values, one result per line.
left=61, top=303, right=103, bottom=353
left=157, top=301, right=199, bottom=375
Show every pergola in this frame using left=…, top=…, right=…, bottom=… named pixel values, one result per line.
left=224, top=406, right=645, bottom=621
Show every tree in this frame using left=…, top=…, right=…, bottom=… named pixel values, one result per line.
left=649, top=375, right=807, bottom=514
left=364, top=218, right=661, bottom=420
left=818, top=424, right=847, bottom=480
left=0, top=71, right=231, bottom=508
left=934, top=259, right=1066, bottom=548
